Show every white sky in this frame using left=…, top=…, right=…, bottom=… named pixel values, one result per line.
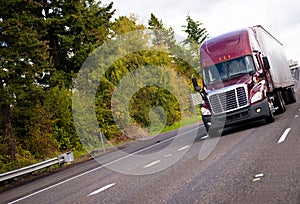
left=102, top=0, right=300, bottom=63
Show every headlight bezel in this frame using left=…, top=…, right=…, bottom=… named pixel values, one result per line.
left=201, top=106, right=211, bottom=116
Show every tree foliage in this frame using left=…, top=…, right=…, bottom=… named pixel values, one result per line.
left=0, top=0, right=52, bottom=161
left=0, top=0, right=114, bottom=170
left=182, top=15, right=208, bottom=45
left=0, top=1, right=209, bottom=172
left=182, top=15, right=208, bottom=72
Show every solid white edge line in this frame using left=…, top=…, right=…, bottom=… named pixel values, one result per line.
left=88, top=183, right=115, bottom=196
left=278, top=128, right=291, bottom=144
left=9, top=125, right=204, bottom=203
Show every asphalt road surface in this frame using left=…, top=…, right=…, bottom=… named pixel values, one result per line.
left=1, top=90, right=300, bottom=204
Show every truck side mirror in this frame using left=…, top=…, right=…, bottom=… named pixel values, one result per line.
left=191, top=77, right=201, bottom=92
left=262, top=56, right=270, bottom=70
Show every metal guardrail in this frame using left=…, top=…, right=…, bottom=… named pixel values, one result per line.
left=0, top=151, right=74, bottom=182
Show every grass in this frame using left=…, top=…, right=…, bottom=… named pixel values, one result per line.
left=76, top=115, right=203, bottom=155
left=160, top=115, right=202, bottom=133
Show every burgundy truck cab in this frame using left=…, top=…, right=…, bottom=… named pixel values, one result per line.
left=197, top=27, right=279, bottom=136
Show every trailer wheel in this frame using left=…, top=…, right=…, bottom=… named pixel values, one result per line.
left=274, top=91, right=286, bottom=114
left=287, top=87, right=297, bottom=104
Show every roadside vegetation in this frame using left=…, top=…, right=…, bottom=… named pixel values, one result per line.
left=0, top=0, right=208, bottom=173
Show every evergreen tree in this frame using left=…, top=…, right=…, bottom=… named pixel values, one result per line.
left=0, top=0, right=52, bottom=160
left=148, top=13, right=176, bottom=49
left=182, top=15, right=209, bottom=72
left=148, top=14, right=198, bottom=80
left=0, top=0, right=115, bottom=163
left=182, top=15, right=208, bottom=45
left=41, top=0, right=115, bottom=87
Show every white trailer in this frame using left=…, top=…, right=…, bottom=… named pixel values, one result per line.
left=253, top=25, right=294, bottom=88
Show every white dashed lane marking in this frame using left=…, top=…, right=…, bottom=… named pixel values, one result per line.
left=143, top=160, right=161, bottom=168
left=177, top=145, right=190, bottom=151
left=164, top=154, right=173, bottom=158
left=278, top=128, right=291, bottom=144
left=201, top=135, right=209, bottom=140
left=88, top=183, right=116, bottom=196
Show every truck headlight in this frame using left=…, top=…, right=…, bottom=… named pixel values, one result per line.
left=251, top=91, right=263, bottom=104
left=201, top=107, right=211, bottom=116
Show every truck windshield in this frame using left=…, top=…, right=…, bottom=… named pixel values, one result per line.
left=202, top=56, right=255, bottom=85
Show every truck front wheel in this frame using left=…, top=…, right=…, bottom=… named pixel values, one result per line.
left=207, top=128, right=221, bottom=138
left=265, top=99, right=275, bottom=123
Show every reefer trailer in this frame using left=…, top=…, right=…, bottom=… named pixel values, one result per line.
left=192, top=25, right=296, bottom=136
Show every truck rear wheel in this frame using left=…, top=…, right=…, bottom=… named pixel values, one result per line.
left=274, top=91, right=286, bottom=114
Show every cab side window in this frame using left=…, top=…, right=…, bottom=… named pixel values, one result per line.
left=254, top=54, right=262, bottom=71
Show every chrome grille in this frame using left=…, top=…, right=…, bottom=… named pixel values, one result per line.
left=208, top=85, right=249, bottom=114
left=237, top=87, right=248, bottom=107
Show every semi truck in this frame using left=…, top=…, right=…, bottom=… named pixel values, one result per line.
left=192, top=25, right=296, bottom=136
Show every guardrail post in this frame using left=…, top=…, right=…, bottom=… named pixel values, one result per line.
left=64, top=151, right=74, bottom=164
left=58, top=151, right=74, bottom=167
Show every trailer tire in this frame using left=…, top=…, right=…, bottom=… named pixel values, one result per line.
left=287, top=87, right=297, bottom=104
left=274, top=91, right=286, bottom=114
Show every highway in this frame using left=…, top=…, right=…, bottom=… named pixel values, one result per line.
left=1, top=89, right=300, bottom=203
